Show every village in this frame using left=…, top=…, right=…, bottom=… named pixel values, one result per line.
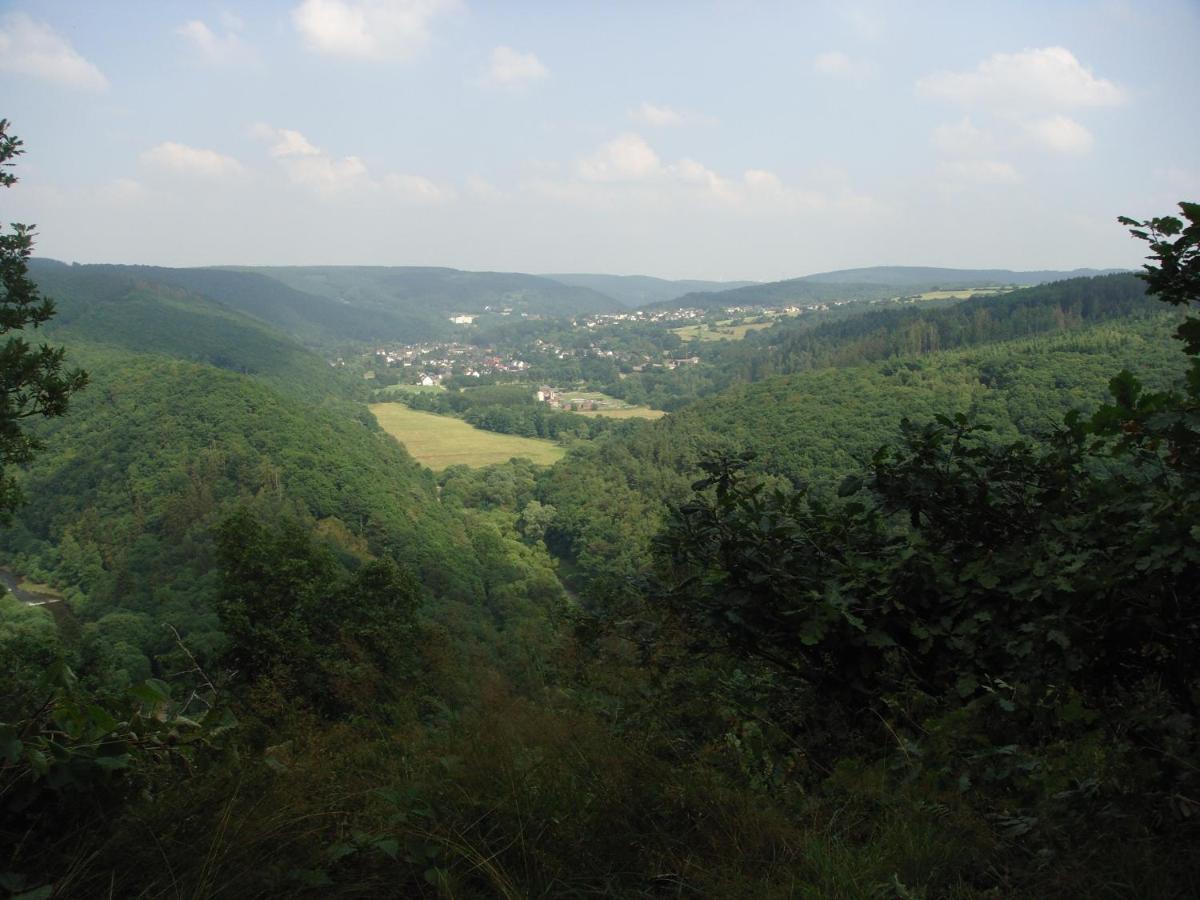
left=353, top=297, right=863, bottom=388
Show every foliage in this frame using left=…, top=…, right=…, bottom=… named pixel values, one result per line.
left=644, top=203, right=1200, bottom=881
left=0, top=121, right=87, bottom=521
left=215, top=506, right=421, bottom=712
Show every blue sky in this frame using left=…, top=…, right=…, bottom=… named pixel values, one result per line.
left=1, top=0, right=1197, bottom=280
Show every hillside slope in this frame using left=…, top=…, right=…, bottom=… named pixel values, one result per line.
left=30, top=260, right=350, bottom=400
left=238, top=265, right=622, bottom=338
left=543, top=273, right=757, bottom=307
left=661, top=265, right=1127, bottom=310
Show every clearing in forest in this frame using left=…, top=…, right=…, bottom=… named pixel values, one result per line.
left=369, top=403, right=566, bottom=469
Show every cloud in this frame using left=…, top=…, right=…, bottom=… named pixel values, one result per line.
left=141, top=142, right=245, bottom=179
left=253, top=124, right=449, bottom=200
left=1023, top=114, right=1093, bottom=154
left=176, top=19, right=254, bottom=65
left=813, top=51, right=872, bottom=80
left=483, top=45, right=548, bottom=87
left=577, top=134, right=662, bottom=182
left=931, top=117, right=993, bottom=155
left=0, top=13, right=108, bottom=91
left=292, top=0, right=456, bottom=61
left=383, top=172, right=451, bottom=201
left=940, top=159, right=1021, bottom=185
left=629, top=102, right=714, bottom=128
left=632, top=102, right=683, bottom=127
left=557, top=133, right=873, bottom=215
left=254, top=125, right=322, bottom=158
left=918, top=47, right=1123, bottom=109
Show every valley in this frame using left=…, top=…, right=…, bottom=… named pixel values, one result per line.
left=1, top=14, right=1197, bottom=884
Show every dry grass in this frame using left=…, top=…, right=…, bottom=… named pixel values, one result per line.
left=575, top=406, right=666, bottom=419
left=369, top=403, right=566, bottom=469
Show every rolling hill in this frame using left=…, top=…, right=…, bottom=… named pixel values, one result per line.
left=658, top=265, right=1128, bottom=310
left=542, top=273, right=758, bottom=307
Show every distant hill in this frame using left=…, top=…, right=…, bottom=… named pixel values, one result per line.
left=233, top=265, right=622, bottom=338
left=798, top=265, right=1126, bottom=287
left=32, top=260, right=622, bottom=348
left=542, top=273, right=757, bottom=308
left=29, top=260, right=348, bottom=401
left=655, top=265, right=1128, bottom=310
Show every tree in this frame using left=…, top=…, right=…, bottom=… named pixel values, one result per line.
left=0, top=119, right=88, bottom=520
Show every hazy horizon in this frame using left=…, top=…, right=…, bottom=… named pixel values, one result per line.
left=3, top=0, right=1197, bottom=280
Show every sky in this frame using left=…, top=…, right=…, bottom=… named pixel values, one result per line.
left=1, top=0, right=1197, bottom=281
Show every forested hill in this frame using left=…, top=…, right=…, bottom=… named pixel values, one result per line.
left=542, top=272, right=758, bottom=307
left=798, top=264, right=1123, bottom=286
left=614, top=273, right=1159, bottom=409
left=541, top=312, right=1185, bottom=588
left=28, top=260, right=352, bottom=401
left=229, top=265, right=623, bottom=337
left=658, top=264, right=1127, bottom=310
left=30, top=260, right=623, bottom=348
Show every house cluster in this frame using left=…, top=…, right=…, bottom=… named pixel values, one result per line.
left=370, top=342, right=530, bottom=384
left=576, top=307, right=708, bottom=328
left=534, top=386, right=602, bottom=411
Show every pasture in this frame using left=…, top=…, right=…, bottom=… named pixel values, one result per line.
left=370, top=403, right=566, bottom=469
left=673, top=321, right=774, bottom=342
left=576, top=406, right=666, bottom=419
left=915, top=287, right=1013, bottom=301
left=373, top=383, right=446, bottom=398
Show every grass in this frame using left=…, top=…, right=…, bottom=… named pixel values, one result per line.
left=674, top=322, right=775, bottom=342
left=369, top=403, right=566, bottom=469
left=18, top=578, right=62, bottom=598
left=575, top=406, right=666, bottom=419
left=552, top=389, right=666, bottom=419
left=916, top=288, right=1012, bottom=301
left=373, top=383, right=446, bottom=397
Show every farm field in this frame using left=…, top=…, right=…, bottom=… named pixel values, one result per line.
left=369, top=403, right=566, bottom=469
left=576, top=406, right=666, bottom=419
left=673, top=321, right=774, bottom=342
left=915, top=287, right=1012, bottom=301
left=373, top=383, right=447, bottom=398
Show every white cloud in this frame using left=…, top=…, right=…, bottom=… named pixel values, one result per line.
left=253, top=124, right=449, bottom=200
left=484, top=45, right=548, bottom=87
left=918, top=47, right=1123, bottom=109
left=1023, top=114, right=1093, bottom=154
left=577, top=134, right=662, bottom=182
left=940, top=159, right=1021, bottom=185
left=632, top=102, right=683, bottom=127
left=141, top=142, right=245, bottom=179
left=0, top=13, right=108, bottom=91
left=813, top=51, right=872, bottom=80
left=176, top=19, right=253, bottom=65
left=630, top=102, right=715, bottom=128
left=383, top=172, right=452, bottom=201
left=292, top=0, right=456, bottom=61
left=256, top=125, right=322, bottom=158
left=560, top=133, right=872, bottom=215
left=931, top=117, right=993, bottom=155
left=96, top=178, right=147, bottom=205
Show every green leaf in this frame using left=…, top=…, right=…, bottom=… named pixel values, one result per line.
left=0, top=725, right=21, bottom=763
left=129, top=679, right=171, bottom=705
left=837, top=474, right=862, bottom=497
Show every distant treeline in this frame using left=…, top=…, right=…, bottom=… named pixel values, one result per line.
left=399, top=384, right=617, bottom=441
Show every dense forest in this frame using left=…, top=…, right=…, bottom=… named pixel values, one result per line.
left=2, top=107, right=1198, bottom=897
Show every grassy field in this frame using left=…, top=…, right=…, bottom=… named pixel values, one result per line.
left=369, top=403, right=566, bottom=469
left=673, top=322, right=774, bottom=342
left=916, top=287, right=1012, bottom=301
left=373, top=383, right=446, bottom=398
left=553, top=389, right=665, bottom=419
left=575, top=406, right=666, bottom=419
